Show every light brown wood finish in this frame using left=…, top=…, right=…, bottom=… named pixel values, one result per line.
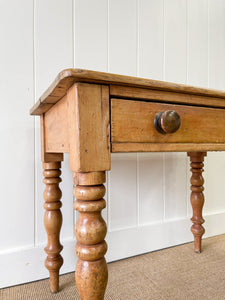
left=188, top=152, right=207, bottom=253
left=44, top=94, right=69, bottom=153
left=111, top=99, right=225, bottom=144
left=30, top=68, right=225, bottom=115
left=42, top=82, right=111, bottom=171
left=40, top=115, right=63, bottom=162
left=112, top=142, right=225, bottom=153
left=67, top=83, right=110, bottom=172
left=110, top=85, right=225, bottom=109
left=74, top=171, right=108, bottom=300
left=30, top=69, right=225, bottom=299
left=43, top=161, right=63, bottom=292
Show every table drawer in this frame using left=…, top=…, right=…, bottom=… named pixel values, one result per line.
left=111, top=99, right=225, bottom=144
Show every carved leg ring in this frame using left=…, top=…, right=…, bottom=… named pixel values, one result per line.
left=74, top=171, right=108, bottom=300
left=43, top=162, right=63, bottom=292
left=188, top=152, right=207, bottom=253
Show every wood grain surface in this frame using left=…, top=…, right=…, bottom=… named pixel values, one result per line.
left=110, top=85, right=225, bottom=108
left=188, top=152, right=206, bottom=253
left=111, top=143, right=225, bottom=153
left=44, top=94, right=69, bottom=153
left=111, top=99, right=225, bottom=144
left=30, top=69, right=225, bottom=115
left=68, top=83, right=110, bottom=172
left=74, top=171, right=108, bottom=300
left=43, top=162, right=63, bottom=293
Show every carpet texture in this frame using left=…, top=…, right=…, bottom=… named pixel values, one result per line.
left=1, top=234, right=225, bottom=299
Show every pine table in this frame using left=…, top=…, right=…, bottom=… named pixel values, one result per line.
left=30, top=69, right=225, bottom=299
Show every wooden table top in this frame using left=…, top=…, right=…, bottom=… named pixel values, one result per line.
left=30, top=69, right=225, bottom=115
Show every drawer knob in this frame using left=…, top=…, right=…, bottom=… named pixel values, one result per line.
left=154, top=110, right=181, bottom=134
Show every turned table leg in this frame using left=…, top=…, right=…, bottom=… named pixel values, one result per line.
left=187, top=152, right=207, bottom=253
left=43, top=162, right=63, bottom=292
left=73, top=171, right=108, bottom=300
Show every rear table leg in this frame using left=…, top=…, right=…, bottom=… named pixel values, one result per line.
left=188, top=152, right=207, bottom=253
left=43, top=161, right=63, bottom=292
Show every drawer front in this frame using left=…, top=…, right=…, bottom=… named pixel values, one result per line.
left=111, top=99, right=225, bottom=144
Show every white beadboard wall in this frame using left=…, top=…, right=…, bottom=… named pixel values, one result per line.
left=1, top=0, right=225, bottom=288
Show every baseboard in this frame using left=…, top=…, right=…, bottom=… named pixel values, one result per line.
left=0, top=239, right=76, bottom=289
left=1, top=211, right=225, bottom=289
left=106, top=211, right=225, bottom=261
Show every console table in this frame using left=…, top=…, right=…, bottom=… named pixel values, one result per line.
left=30, top=69, right=225, bottom=299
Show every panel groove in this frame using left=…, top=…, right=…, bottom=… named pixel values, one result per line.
left=136, top=153, right=140, bottom=226
left=33, top=0, right=37, bottom=248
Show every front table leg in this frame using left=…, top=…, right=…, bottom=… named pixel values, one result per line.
left=73, top=171, right=108, bottom=300
left=43, top=162, right=63, bottom=292
left=187, top=152, right=207, bottom=253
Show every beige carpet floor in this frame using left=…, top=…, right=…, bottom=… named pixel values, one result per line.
left=1, top=234, right=225, bottom=300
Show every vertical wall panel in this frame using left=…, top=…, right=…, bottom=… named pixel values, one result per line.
left=108, top=0, right=138, bottom=232
left=138, top=0, right=164, bottom=225
left=109, top=154, right=137, bottom=231
left=204, top=152, right=225, bottom=214
left=108, top=0, right=137, bottom=75
left=0, top=0, right=34, bottom=251
left=139, top=153, right=164, bottom=225
left=74, top=0, right=108, bottom=71
left=35, top=0, right=73, bottom=97
left=187, top=0, right=209, bottom=217
left=164, top=0, right=187, bottom=83
left=164, top=153, right=187, bottom=220
left=205, top=0, right=225, bottom=212
left=138, top=0, right=164, bottom=79
left=208, top=0, right=225, bottom=90
left=164, top=0, right=188, bottom=220
left=35, top=0, right=74, bottom=245
left=205, top=0, right=225, bottom=215
left=187, top=0, right=208, bottom=87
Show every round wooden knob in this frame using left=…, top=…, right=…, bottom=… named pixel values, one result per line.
left=154, top=110, right=181, bottom=134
